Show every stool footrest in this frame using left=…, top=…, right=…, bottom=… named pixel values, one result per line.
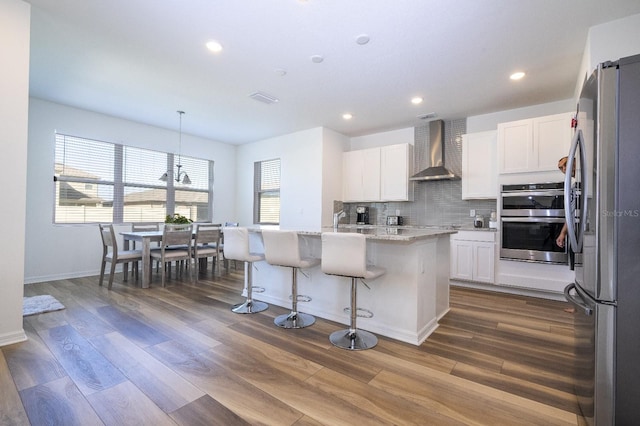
left=343, top=307, right=374, bottom=319
left=251, top=286, right=265, bottom=293
left=289, top=294, right=312, bottom=303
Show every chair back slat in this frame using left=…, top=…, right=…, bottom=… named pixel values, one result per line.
left=162, top=224, right=193, bottom=248
left=99, top=224, right=117, bottom=251
left=132, top=222, right=159, bottom=232
left=195, top=224, right=221, bottom=246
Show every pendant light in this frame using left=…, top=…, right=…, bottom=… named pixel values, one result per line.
left=160, top=110, right=191, bottom=185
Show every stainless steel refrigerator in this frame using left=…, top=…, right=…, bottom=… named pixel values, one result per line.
left=563, top=54, right=640, bottom=425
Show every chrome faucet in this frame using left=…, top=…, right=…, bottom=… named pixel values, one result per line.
left=333, top=210, right=346, bottom=229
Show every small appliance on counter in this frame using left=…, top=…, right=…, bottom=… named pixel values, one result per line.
left=489, top=211, right=498, bottom=229
left=473, top=214, right=484, bottom=228
left=386, top=215, right=403, bottom=226
left=356, top=206, right=369, bottom=225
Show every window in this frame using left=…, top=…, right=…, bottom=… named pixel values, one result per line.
left=54, top=133, right=213, bottom=224
left=254, top=158, right=280, bottom=224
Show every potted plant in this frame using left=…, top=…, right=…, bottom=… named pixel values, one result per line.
left=165, top=213, right=192, bottom=224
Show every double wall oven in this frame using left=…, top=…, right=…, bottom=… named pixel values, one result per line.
left=500, top=182, right=568, bottom=264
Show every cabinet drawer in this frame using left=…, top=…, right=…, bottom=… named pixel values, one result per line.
left=451, top=230, right=496, bottom=243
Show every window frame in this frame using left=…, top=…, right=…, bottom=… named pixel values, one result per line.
left=253, top=158, right=281, bottom=225
left=53, top=133, right=214, bottom=225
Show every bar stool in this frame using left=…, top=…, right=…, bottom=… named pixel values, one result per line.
left=223, top=227, right=268, bottom=314
left=321, top=232, right=385, bottom=350
left=262, top=230, right=319, bottom=329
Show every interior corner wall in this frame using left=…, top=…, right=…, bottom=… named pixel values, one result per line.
left=575, top=13, right=640, bottom=98
left=25, top=98, right=237, bottom=284
left=236, top=127, right=325, bottom=229
left=0, top=0, right=30, bottom=346
left=321, top=128, right=350, bottom=227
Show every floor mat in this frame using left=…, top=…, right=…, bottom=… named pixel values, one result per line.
left=23, top=295, right=66, bottom=316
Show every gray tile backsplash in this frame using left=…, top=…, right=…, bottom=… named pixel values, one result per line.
left=344, top=118, right=497, bottom=227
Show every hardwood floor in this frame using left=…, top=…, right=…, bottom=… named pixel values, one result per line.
left=1, top=265, right=581, bottom=425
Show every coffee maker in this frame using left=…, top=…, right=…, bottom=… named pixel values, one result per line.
left=356, top=206, right=369, bottom=225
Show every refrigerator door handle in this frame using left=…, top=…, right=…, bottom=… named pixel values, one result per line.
left=564, top=283, right=593, bottom=316
left=564, top=129, right=588, bottom=252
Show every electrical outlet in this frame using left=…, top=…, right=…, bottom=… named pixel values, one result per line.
left=470, top=209, right=476, bottom=217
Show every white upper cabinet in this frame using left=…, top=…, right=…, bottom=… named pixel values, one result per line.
left=498, top=112, right=573, bottom=174
left=342, top=148, right=380, bottom=202
left=343, top=143, right=412, bottom=202
left=462, top=130, right=497, bottom=199
left=380, top=143, right=413, bottom=201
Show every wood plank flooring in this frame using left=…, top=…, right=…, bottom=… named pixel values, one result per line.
left=1, top=266, right=581, bottom=425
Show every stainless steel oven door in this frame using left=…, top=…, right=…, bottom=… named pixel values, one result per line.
left=501, top=189, right=565, bottom=217
left=500, top=217, right=568, bottom=263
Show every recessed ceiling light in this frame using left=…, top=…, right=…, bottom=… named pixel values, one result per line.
left=510, top=71, right=525, bottom=80
left=411, top=96, right=423, bottom=105
left=311, top=55, right=324, bottom=63
left=206, top=40, right=223, bottom=53
left=342, top=113, right=353, bottom=120
left=355, top=34, right=370, bottom=45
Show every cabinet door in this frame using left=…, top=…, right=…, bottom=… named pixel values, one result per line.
left=450, top=239, right=474, bottom=281
left=473, top=242, right=495, bottom=283
left=342, top=150, right=364, bottom=202
left=361, top=148, right=381, bottom=201
left=380, top=143, right=410, bottom=201
left=462, top=131, right=497, bottom=199
left=533, top=112, right=573, bottom=171
left=498, top=119, right=532, bottom=173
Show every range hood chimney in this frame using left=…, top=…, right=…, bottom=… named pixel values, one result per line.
left=409, top=119, right=459, bottom=181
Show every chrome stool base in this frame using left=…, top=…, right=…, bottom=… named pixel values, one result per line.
left=274, top=312, right=315, bottom=329
left=329, top=329, right=378, bottom=351
left=231, top=300, right=268, bottom=314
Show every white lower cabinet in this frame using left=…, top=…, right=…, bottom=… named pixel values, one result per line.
left=450, top=231, right=495, bottom=284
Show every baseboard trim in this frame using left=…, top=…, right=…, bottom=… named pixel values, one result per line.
left=450, top=280, right=567, bottom=302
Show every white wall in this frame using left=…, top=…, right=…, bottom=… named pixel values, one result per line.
left=466, top=99, right=575, bottom=134
left=350, top=127, right=414, bottom=150
left=575, top=13, right=640, bottom=97
left=25, top=98, right=236, bottom=283
left=0, top=0, right=30, bottom=346
left=236, top=127, right=326, bottom=229
left=321, top=128, right=350, bottom=226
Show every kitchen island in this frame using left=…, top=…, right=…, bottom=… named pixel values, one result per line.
left=246, top=226, right=456, bottom=345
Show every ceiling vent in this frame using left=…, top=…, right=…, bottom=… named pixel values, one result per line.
left=249, top=91, right=279, bottom=105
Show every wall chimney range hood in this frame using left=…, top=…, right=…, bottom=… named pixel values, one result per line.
left=409, top=119, right=459, bottom=181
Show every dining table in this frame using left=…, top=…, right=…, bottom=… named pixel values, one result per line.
left=121, top=230, right=164, bottom=288
left=121, top=227, right=223, bottom=288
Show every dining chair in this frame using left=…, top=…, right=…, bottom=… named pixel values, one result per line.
left=192, top=223, right=222, bottom=281
left=131, top=222, right=160, bottom=277
left=98, top=224, right=143, bottom=290
left=150, top=223, right=194, bottom=287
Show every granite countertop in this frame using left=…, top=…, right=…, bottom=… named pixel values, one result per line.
left=249, top=225, right=457, bottom=242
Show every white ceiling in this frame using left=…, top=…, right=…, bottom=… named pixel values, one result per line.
left=26, top=0, right=640, bottom=145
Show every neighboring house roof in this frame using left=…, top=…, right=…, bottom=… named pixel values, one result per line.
left=55, top=163, right=101, bottom=180
left=124, top=188, right=207, bottom=205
